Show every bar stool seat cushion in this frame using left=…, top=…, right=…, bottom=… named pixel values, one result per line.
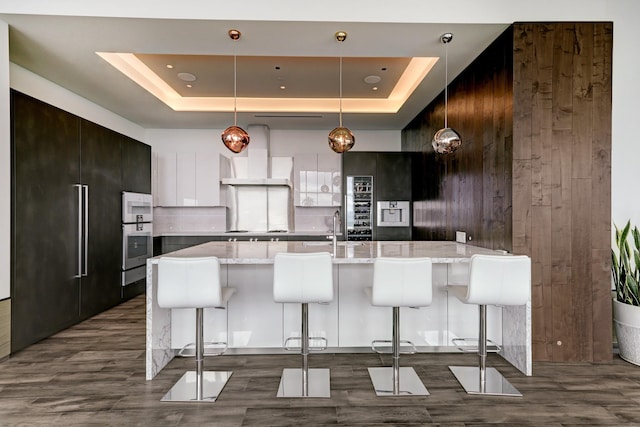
left=273, top=252, right=333, bottom=304
left=370, top=257, right=432, bottom=307
left=158, top=256, right=235, bottom=309
left=456, top=254, right=531, bottom=306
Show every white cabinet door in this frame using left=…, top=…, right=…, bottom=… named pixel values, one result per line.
left=294, top=153, right=342, bottom=207
left=156, top=152, right=177, bottom=206
left=177, top=152, right=196, bottom=206
left=156, top=151, right=224, bottom=207
left=317, top=152, right=342, bottom=207
left=195, top=152, right=220, bottom=206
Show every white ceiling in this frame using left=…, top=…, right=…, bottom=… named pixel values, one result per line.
left=1, top=14, right=508, bottom=130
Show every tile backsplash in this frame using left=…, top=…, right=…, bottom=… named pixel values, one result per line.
left=153, top=206, right=340, bottom=234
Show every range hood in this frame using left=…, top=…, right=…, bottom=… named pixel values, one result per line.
left=222, top=124, right=293, bottom=232
left=221, top=124, right=292, bottom=186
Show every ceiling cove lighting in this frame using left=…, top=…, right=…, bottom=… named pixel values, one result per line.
left=95, top=53, right=437, bottom=114
left=221, top=29, right=250, bottom=154
left=432, top=33, right=461, bottom=155
left=328, top=31, right=355, bottom=154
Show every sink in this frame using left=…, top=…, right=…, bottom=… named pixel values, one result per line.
left=302, top=241, right=364, bottom=247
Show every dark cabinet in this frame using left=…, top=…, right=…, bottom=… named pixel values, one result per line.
left=342, top=152, right=413, bottom=241
left=11, top=90, right=151, bottom=352
left=79, top=120, right=123, bottom=319
left=122, top=135, right=151, bottom=194
left=11, top=90, right=82, bottom=352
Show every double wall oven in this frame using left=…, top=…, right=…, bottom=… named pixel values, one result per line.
left=122, top=192, right=153, bottom=287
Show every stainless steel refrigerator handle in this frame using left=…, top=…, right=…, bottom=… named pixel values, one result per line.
left=74, top=184, right=82, bottom=278
left=83, top=185, right=89, bottom=277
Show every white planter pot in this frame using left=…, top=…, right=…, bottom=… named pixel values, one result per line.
left=613, top=298, right=640, bottom=365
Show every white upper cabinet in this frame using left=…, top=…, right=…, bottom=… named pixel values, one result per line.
left=294, top=152, right=341, bottom=207
left=153, top=151, right=226, bottom=207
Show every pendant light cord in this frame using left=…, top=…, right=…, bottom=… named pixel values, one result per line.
left=339, top=49, right=343, bottom=127
left=444, top=40, right=448, bottom=129
left=233, top=54, right=238, bottom=126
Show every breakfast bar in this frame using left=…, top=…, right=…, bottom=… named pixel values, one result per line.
left=146, top=240, right=531, bottom=380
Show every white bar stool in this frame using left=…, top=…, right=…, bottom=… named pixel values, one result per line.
left=365, top=257, right=432, bottom=397
left=273, top=252, right=334, bottom=398
left=448, top=254, right=531, bottom=397
left=157, top=256, right=236, bottom=402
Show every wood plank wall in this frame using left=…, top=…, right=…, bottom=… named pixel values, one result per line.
left=402, top=23, right=612, bottom=362
left=403, top=27, right=514, bottom=251
left=512, top=23, right=612, bottom=362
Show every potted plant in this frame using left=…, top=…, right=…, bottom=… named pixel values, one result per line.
left=612, top=220, right=640, bottom=365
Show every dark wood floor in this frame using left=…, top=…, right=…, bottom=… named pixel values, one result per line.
left=0, top=295, right=639, bottom=426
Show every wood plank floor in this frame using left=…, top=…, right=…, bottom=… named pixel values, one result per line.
left=1, top=295, right=639, bottom=426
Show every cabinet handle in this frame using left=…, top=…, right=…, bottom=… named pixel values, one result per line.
left=74, top=184, right=82, bottom=278
left=82, top=185, right=89, bottom=277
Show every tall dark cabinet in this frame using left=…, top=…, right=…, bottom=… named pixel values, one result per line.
left=11, top=90, right=150, bottom=352
left=11, top=91, right=82, bottom=351
left=79, top=120, right=122, bottom=319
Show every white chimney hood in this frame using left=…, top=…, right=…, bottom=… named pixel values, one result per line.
left=221, top=124, right=291, bottom=186
left=222, top=124, right=294, bottom=232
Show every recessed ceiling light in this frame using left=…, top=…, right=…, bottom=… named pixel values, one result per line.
left=166, top=64, right=174, bottom=69
left=364, top=75, right=382, bottom=84
left=372, top=87, right=378, bottom=91
left=177, top=72, right=196, bottom=82
left=280, top=85, right=286, bottom=90
left=186, top=84, right=193, bottom=88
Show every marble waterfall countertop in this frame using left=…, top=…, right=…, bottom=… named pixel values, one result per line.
left=150, top=240, right=503, bottom=264
left=146, top=240, right=531, bottom=380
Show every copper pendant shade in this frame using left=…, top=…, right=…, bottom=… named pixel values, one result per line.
left=328, top=31, right=355, bottom=153
left=432, top=33, right=462, bottom=155
left=221, top=29, right=250, bottom=153
left=328, top=126, right=355, bottom=153
left=221, top=125, right=250, bottom=153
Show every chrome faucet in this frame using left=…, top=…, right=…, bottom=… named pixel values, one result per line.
left=327, top=210, right=340, bottom=257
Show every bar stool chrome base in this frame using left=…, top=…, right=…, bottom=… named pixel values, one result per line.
left=368, top=367, right=429, bottom=397
left=277, top=368, right=331, bottom=398
left=161, top=370, right=233, bottom=402
left=449, top=366, right=522, bottom=396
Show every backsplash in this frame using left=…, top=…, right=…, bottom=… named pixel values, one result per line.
left=153, top=205, right=340, bottom=235
left=153, top=207, right=227, bottom=234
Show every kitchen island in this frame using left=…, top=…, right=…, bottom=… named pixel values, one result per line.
left=146, top=240, right=531, bottom=379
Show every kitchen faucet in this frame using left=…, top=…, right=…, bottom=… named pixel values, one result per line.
left=327, top=210, right=340, bottom=257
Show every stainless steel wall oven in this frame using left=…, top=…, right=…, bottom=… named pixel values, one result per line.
left=121, top=192, right=153, bottom=287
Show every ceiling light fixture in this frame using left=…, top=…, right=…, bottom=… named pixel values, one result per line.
left=221, top=29, right=250, bottom=154
left=328, top=31, right=355, bottom=154
left=432, top=33, right=461, bottom=155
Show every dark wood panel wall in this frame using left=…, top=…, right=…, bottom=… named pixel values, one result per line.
left=402, top=22, right=612, bottom=363
left=403, top=27, right=514, bottom=251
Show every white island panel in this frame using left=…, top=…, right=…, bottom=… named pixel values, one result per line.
left=226, top=264, right=283, bottom=348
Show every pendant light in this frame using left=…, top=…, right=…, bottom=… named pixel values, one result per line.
left=432, top=33, right=461, bottom=155
left=221, top=29, right=250, bottom=154
left=328, top=31, right=355, bottom=153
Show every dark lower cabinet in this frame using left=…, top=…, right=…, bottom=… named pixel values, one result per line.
left=11, top=90, right=150, bottom=352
